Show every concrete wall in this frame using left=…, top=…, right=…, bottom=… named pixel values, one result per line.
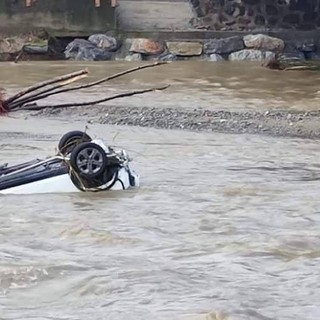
left=190, top=0, right=320, bottom=31
left=116, top=0, right=194, bottom=31
left=0, top=0, right=115, bottom=36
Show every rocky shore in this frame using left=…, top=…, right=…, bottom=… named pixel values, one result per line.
left=1, top=32, right=319, bottom=64
left=29, top=104, right=320, bottom=140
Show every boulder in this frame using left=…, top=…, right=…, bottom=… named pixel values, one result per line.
left=125, top=53, right=143, bottom=61
left=229, top=49, right=275, bottom=61
left=64, top=39, right=112, bottom=61
left=166, top=41, right=202, bottom=56
left=208, top=53, right=224, bottom=61
left=130, top=38, right=164, bottom=55
left=243, top=34, right=284, bottom=52
left=88, top=34, right=118, bottom=51
left=203, top=36, right=244, bottom=54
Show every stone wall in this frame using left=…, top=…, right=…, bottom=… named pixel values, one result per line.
left=0, top=0, right=115, bottom=36
left=190, top=0, right=320, bottom=31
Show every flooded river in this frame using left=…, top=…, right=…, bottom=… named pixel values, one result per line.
left=1, top=60, right=320, bottom=111
left=1, top=62, right=320, bottom=320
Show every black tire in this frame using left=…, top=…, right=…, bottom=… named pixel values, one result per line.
left=70, top=142, right=108, bottom=179
left=58, top=131, right=91, bottom=155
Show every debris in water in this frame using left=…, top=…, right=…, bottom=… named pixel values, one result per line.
left=0, top=62, right=170, bottom=114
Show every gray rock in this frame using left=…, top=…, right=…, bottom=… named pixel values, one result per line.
left=125, top=53, right=142, bottom=61
left=229, top=49, right=275, bottom=61
left=88, top=34, right=118, bottom=51
left=208, top=53, right=224, bottom=61
left=203, top=36, right=244, bottom=54
left=64, top=39, right=112, bottom=61
left=243, top=34, right=284, bottom=51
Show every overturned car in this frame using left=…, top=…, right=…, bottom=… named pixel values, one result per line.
left=0, top=131, right=140, bottom=194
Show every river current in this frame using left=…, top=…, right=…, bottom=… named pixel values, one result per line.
left=0, top=61, right=320, bottom=320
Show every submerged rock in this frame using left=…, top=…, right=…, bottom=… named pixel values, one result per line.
left=229, top=49, right=275, bottom=61
left=203, top=36, right=244, bottom=55
left=129, top=38, right=164, bottom=55
left=243, top=34, right=284, bottom=52
left=166, top=41, right=202, bottom=56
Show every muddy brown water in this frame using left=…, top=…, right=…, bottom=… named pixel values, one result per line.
left=1, top=61, right=320, bottom=320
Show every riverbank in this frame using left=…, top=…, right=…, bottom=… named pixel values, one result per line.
left=21, top=104, right=320, bottom=140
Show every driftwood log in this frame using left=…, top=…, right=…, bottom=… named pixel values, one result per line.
left=0, top=61, right=169, bottom=114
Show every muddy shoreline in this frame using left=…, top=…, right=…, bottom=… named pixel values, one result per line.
left=22, top=104, right=320, bottom=140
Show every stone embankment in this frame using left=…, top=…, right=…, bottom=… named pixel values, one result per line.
left=189, top=0, right=320, bottom=31
left=0, top=32, right=319, bottom=63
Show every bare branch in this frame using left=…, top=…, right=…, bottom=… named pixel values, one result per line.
left=13, top=62, right=169, bottom=105
left=10, top=73, right=89, bottom=109
left=5, top=69, right=89, bottom=105
left=19, top=85, right=170, bottom=111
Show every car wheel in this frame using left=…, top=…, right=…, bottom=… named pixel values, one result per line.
left=58, top=131, right=91, bottom=155
left=70, top=142, right=108, bottom=178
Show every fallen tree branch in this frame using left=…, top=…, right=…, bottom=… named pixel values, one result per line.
left=19, top=85, right=170, bottom=111
left=12, top=62, right=169, bottom=105
left=10, top=73, right=89, bottom=110
left=5, top=69, right=89, bottom=105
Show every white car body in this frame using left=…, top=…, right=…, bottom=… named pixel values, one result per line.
left=0, top=137, right=140, bottom=195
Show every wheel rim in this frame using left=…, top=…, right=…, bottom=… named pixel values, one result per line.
left=76, top=147, right=104, bottom=175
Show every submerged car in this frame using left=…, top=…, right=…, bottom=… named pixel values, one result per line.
left=0, top=131, right=140, bottom=194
